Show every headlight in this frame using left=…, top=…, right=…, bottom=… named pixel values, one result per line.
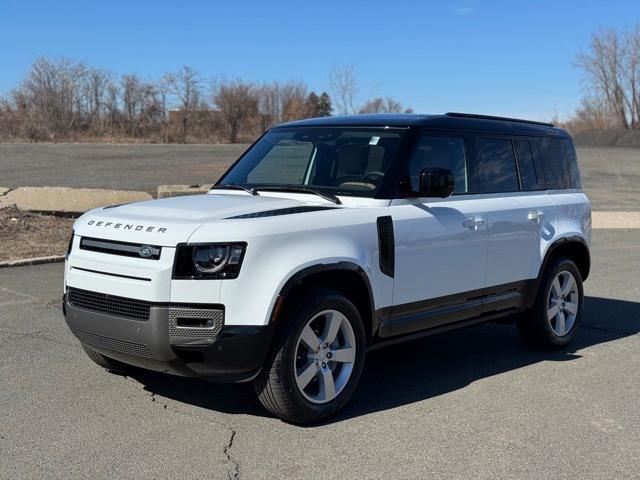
left=173, top=243, right=246, bottom=279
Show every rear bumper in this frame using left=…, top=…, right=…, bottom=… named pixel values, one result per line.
left=63, top=294, right=274, bottom=382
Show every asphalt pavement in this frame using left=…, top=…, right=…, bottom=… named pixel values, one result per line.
left=1, top=228, right=639, bottom=479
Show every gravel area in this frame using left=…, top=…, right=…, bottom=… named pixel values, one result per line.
left=0, top=206, right=73, bottom=262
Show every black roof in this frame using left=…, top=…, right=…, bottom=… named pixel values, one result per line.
left=275, top=112, right=569, bottom=138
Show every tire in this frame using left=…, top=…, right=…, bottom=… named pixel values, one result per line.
left=81, top=343, right=130, bottom=374
left=254, top=287, right=366, bottom=424
left=517, top=257, right=584, bottom=350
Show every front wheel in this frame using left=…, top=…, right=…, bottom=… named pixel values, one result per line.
left=254, top=288, right=366, bottom=424
left=517, top=257, right=584, bottom=350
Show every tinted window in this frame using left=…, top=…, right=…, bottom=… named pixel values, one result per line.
left=477, top=138, right=519, bottom=193
left=219, top=128, right=404, bottom=197
left=563, top=139, right=582, bottom=189
left=405, top=135, right=468, bottom=194
left=538, top=138, right=581, bottom=190
left=514, top=140, right=540, bottom=191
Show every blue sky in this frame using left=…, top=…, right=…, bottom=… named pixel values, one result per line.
left=1, top=0, right=639, bottom=121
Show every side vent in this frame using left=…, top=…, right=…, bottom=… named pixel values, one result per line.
left=377, top=216, right=395, bottom=278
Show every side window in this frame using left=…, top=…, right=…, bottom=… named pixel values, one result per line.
left=563, top=139, right=582, bottom=189
left=538, top=138, right=580, bottom=190
left=247, top=141, right=313, bottom=184
left=405, top=135, right=468, bottom=194
left=476, top=138, right=519, bottom=193
left=514, top=140, right=540, bottom=191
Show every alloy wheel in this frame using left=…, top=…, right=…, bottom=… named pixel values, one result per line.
left=547, top=270, right=579, bottom=336
left=293, top=309, right=356, bottom=404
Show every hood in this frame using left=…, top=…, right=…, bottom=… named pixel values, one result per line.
left=74, top=193, right=314, bottom=246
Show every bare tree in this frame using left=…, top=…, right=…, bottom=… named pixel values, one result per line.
left=329, top=64, right=358, bottom=115
left=576, top=26, right=640, bottom=129
left=214, top=80, right=259, bottom=143
left=359, top=96, right=407, bottom=114
left=164, top=66, right=201, bottom=142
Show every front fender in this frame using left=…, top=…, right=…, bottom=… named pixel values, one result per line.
left=215, top=215, right=393, bottom=327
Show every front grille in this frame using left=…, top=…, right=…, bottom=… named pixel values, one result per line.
left=168, top=307, right=224, bottom=341
left=80, top=236, right=161, bottom=260
left=68, top=288, right=152, bottom=321
left=72, top=328, right=153, bottom=358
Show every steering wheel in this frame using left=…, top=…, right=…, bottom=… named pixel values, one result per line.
left=360, top=171, right=385, bottom=185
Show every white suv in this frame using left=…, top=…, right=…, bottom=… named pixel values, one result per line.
left=63, top=113, right=591, bottom=424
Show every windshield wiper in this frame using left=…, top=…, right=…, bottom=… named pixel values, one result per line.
left=255, top=186, right=341, bottom=205
left=212, top=184, right=258, bottom=196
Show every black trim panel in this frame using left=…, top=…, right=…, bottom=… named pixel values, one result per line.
left=226, top=205, right=337, bottom=219
left=377, top=280, right=536, bottom=338
left=71, top=266, right=151, bottom=282
left=376, top=216, right=395, bottom=277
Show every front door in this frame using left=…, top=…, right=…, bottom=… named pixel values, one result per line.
left=388, top=133, right=488, bottom=336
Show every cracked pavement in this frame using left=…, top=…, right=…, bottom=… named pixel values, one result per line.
left=1, top=229, right=639, bottom=479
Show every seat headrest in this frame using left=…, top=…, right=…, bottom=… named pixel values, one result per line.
left=336, top=145, right=368, bottom=175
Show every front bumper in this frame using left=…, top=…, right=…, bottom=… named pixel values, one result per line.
left=64, top=294, right=274, bottom=382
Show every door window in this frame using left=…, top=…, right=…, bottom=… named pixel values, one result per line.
left=405, top=135, right=469, bottom=194
left=476, top=138, right=519, bottom=193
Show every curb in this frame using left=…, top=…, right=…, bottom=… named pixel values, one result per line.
left=0, top=255, right=65, bottom=269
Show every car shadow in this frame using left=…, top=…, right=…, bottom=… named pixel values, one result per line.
left=127, top=296, right=640, bottom=424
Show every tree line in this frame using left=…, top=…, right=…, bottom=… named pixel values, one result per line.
left=565, top=23, right=640, bottom=132
left=0, top=60, right=411, bottom=143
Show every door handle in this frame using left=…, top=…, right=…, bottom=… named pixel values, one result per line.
left=527, top=210, right=545, bottom=223
left=463, top=216, right=485, bottom=230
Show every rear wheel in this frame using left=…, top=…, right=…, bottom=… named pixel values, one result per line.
left=254, top=288, right=366, bottom=424
left=517, top=257, right=583, bottom=349
left=81, top=343, right=130, bottom=374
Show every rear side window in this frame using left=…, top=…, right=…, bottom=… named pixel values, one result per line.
left=476, top=138, right=519, bottom=193
left=405, top=135, right=469, bottom=194
left=563, top=140, right=582, bottom=189
left=538, top=138, right=581, bottom=190
left=514, top=140, right=541, bottom=191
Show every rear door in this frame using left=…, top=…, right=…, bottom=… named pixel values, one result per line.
left=388, top=131, right=488, bottom=336
left=475, top=136, right=555, bottom=301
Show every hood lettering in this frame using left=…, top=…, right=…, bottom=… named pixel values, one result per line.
left=87, top=219, right=167, bottom=233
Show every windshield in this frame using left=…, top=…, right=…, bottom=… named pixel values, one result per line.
left=217, top=127, right=406, bottom=197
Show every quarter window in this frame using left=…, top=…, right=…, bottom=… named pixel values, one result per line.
left=539, top=138, right=581, bottom=190
left=476, top=138, right=519, bottom=193
left=405, top=135, right=468, bottom=194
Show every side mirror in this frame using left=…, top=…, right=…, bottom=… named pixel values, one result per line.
left=419, top=167, right=454, bottom=198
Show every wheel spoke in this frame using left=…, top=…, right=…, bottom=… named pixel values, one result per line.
left=547, top=304, right=559, bottom=321
left=555, top=310, right=566, bottom=335
left=330, top=346, right=355, bottom=363
left=561, top=275, right=575, bottom=297
left=322, top=311, right=343, bottom=345
left=319, top=368, right=336, bottom=401
left=551, top=277, right=562, bottom=299
left=564, top=301, right=578, bottom=315
left=296, top=362, right=318, bottom=390
left=299, top=325, right=320, bottom=351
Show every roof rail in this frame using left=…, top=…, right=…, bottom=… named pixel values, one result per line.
left=445, top=112, right=554, bottom=127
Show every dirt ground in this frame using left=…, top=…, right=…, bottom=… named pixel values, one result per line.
left=0, top=206, right=74, bottom=262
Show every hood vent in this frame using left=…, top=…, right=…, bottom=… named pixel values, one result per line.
left=226, top=205, right=337, bottom=219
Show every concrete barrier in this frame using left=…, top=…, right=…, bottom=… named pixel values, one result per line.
left=0, top=186, right=152, bottom=215
left=157, top=184, right=212, bottom=198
